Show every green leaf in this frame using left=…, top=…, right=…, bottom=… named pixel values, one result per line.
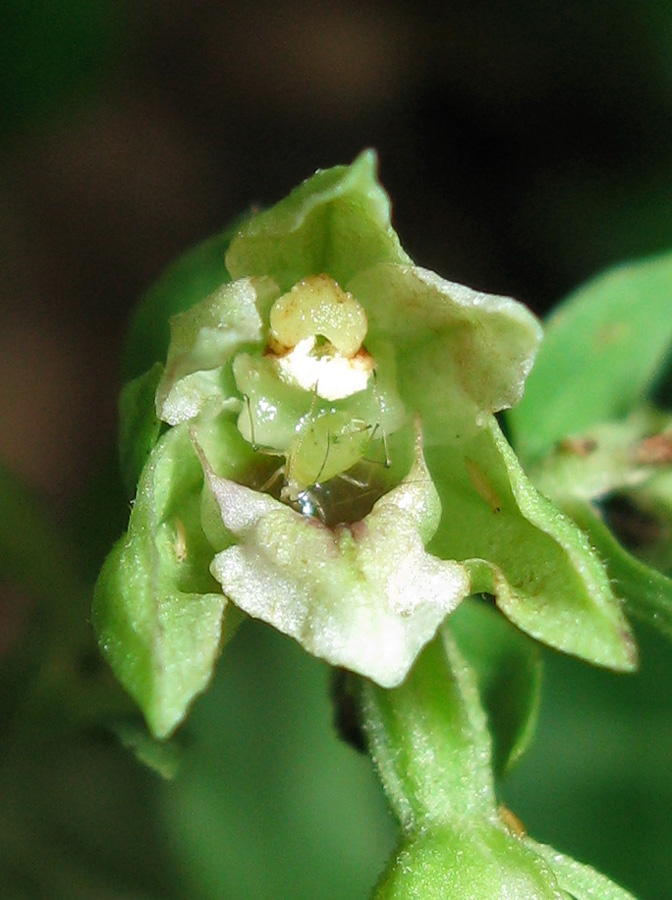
left=527, top=839, right=640, bottom=900
left=360, top=627, right=497, bottom=831
left=567, top=500, right=672, bottom=640
left=427, top=417, right=637, bottom=671
left=92, top=424, right=233, bottom=739
left=508, top=250, right=672, bottom=466
left=225, top=150, right=410, bottom=292
left=372, top=823, right=564, bottom=900
left=449, top=597, right=542, bottom=777
left=506, top=251, right=672, bottom=645
left=118, top=362, right=163, bottom=497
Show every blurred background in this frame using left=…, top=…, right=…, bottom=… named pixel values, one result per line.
left=1, top=1, right=672, bottom=898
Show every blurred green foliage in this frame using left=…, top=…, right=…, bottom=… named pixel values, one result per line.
left=504, top=628, right=672, bottom=900
left=160, top=622, right=396, bottom=900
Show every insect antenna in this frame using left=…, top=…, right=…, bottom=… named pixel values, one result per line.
left=371, top=370, right=391, bottom=468
left=242, top=392, right=258, bottom=451
left=314, top=426, right=333, bottom=485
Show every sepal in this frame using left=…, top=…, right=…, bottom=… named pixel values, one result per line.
left=92, top=424, right=237, bottom=738
left=427, top=417, right=636, bottom=670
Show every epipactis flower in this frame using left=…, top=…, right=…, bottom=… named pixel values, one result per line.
left=94, top=151, right=635, bottom=738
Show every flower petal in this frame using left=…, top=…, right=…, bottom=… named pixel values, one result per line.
left=348, top=263, right=542, bottom=444
left=426, top=416, right=637, bottom=670
left=225, top=150, right=410, bottom=291
left=156, top=276, right=278, bottom=424
left=92, top=424, right=236, bottom=739
left=206, top=432, right=470, bottom=686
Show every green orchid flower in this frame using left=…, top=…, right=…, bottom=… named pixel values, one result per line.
left=94, top=151, right=635, bottom=739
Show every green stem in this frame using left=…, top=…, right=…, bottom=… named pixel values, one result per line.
left=359, top=625, right=566, bottom=899
left=359, top=625, right=498, bottom=833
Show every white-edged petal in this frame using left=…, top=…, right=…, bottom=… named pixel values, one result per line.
left=204, top=433, right=470, bottom=686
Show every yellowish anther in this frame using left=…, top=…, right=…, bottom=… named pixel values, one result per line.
left=269, top=274, right=368, bottom=357
left=268, top=274, right=374, bottom=401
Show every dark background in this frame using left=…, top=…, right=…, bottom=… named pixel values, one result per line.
left=2, top=2, right=672, bottom=899
left=4, top=0, right=672, bottom=504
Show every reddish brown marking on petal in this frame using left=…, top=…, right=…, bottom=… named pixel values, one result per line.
left=465, top=457, right=502, bottom=513
left=557, top=436, right=598, bottom=456
left=499, top=805, right=527, bottom=837
left=349, top=519, right=369, bottom=541
left=632, top=433, right=672, bottom=466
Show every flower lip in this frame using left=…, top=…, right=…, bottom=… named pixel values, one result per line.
left=205, top=421, right=472, bottom=687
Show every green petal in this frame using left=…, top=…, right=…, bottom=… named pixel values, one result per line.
left=225, top=150, right=410, bottom=291
left=427, top=417, right=636, bottom=670
left=508, top=250, right=672, bottom=467
left=92, top=424, right=233, bottom=739
left=207, top=431, right=470, bottom=686
left=448, top=598, right=542, bottom=777
left=122, top=224, right=242, bottom=381
left=349, top=263, right=542, bottom=443
left=156, top=276, right=278, bottom=424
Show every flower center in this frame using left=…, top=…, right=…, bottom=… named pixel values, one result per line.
left=232, top=274, right=408, bottom=523
left=268, top=274, right=374, bottom=402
